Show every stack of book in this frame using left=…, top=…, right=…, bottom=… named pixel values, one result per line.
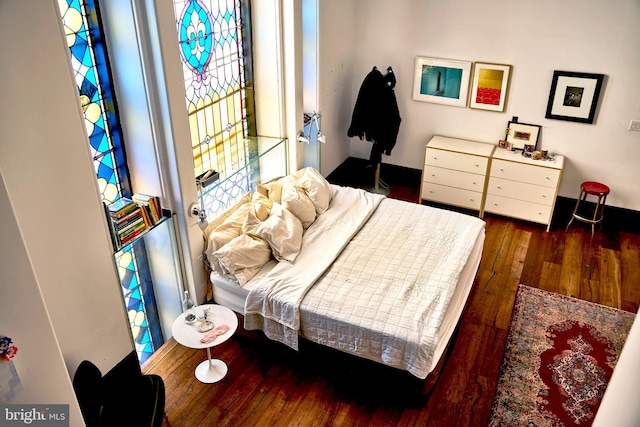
left=105, top=194, right=164, bottom=249
left=107, top=198, right=149, bottom=246
left=132, top=193, right=162, bottom=227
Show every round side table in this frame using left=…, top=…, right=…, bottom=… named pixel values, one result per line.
left=171, top=304, right=238, bottom=383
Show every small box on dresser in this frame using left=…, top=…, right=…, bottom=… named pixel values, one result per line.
left=485, top=148, right=565, bottom=231
left=420, top=136, right=495, bottom=215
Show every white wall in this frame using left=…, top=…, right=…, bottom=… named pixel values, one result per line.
left=593, top=313, right=640, bottom=426
left=0, top=171, right=83, bottom=425
left=253, top=0, right=286, bottom=139
left=316, top=0, right=356, bottom=175
left=316, top=0, right=640, bottom=210
left=0, top=0, right=132, bottom=378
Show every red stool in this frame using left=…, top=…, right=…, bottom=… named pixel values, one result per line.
left=565, top=181, right=610, bottom=239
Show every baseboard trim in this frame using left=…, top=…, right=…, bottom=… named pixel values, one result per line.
left=554, top=196, right=640, bottom=235
left=326, top=157, right=422, bottom=189
left=327, top=157, right=639, bottom=235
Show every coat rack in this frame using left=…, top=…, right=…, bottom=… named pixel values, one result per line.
left=347, top=65, right=400, bottom=196
left=368, top=66, right=396, bottom=196
left=366, top=163, right=390, bottom=195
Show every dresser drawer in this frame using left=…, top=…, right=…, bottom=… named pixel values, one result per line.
left=423, top=167, right=486, bottom=192
left=422, top=183, right=483, bottom=210
left=484, top=194, right=552, bottom=225
left=425, top=148, right=489, bottom=175
left=487, top=177, right=556, bottom=206
left=490, top=159, right=560, bottom=187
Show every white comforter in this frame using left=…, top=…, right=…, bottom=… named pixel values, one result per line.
left=244, top=185, right=485, bottom=378
left=244, top=186, right=385, bottom=346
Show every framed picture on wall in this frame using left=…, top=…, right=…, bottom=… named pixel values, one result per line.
left=505, top=121, right=541, bottom=151
left=412, top=57, right=472, bottom=107
left=469, top=62, right=512, bottom=112
left=545, top=70, right=605, bottom=124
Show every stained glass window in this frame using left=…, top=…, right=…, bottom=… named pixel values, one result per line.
left=173, top=0, right=256, bottom=216
left=58, top=0, right=161, bottom=363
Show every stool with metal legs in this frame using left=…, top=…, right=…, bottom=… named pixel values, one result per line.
left=566, top=181, right=610, bottom=239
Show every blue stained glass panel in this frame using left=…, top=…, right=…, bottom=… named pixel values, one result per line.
left=59, top=0, right=162, bottom=365
left=173, top=0, right=250, bottom=191
left=178, top=0, right=214, bottom=75
left=60, top=0, right=126, bottom=201
left=89, top=128, right=105, bottom=150
left=96, top=160, right=115, bottom=183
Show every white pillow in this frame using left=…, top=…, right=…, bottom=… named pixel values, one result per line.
left=250, top=192, right=273, bottom=221
left=245, top=203, right=303, bottom=262
left=212, top=234, right=271, bottom=275
left=205, top=203, right=254, bottom=264
left=281, top=177, right=316, bottom=229
left=296, top=167, right=333, bottom=214
left=202, top=192, right=252, bottom=239
left=256, top=176, right=285, bottom=204
left=205, top=195, right=272, bottom=258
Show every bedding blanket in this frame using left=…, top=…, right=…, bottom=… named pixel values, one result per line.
left=244, top=186, right=385, bottom=347
left=244, top=185, right=485, bottom=378
left=299, top=197, right=485, bottom=378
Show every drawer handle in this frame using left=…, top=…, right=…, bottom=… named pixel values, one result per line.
left=473, top=181, right=477, bottom=185
left=494, top=203, right=499, bottom=206
left=546, top=177, right=550, bottom=180
left=542, top=195, right=546, bottom=198
left=500, top=168, right=504, bottom=172
left=497, top=186, right=502, bottom=190
left=470, top=198, right=474, bottom=202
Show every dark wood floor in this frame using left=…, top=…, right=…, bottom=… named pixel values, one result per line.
left=143, top=182, right=640, bottom=427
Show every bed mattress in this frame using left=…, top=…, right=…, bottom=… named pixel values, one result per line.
left=210, top=194, right=485, bottom=377
left=212, top=228, right=483, bottom=371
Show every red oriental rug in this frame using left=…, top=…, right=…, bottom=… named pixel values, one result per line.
left=489, top=285, right=635, bottom=426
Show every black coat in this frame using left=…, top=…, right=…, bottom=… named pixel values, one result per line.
left=347, top=67, right=401, bottom=164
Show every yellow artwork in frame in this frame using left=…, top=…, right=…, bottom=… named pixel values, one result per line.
left=469, top=62, right=512, bottom=112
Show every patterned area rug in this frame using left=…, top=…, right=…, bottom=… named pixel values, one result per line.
left=489, top=285, right=635, bottom=426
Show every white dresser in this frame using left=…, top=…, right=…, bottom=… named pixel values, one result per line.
left=420, top=136, right=495, bottom=214
left=484, top=148, right=565, bottom=231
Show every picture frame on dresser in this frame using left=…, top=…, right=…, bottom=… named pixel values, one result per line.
left=545, top=70, right=605, bottom=124
left=469, top=62, right=512, bottom=112
left=412, top=57, right=472, bottom=107
left=505, top=121, right=541, bottom=151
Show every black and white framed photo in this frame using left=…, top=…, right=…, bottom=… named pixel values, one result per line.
left=545, top=71, right=605, bottom=124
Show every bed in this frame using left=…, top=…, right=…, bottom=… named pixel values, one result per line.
left=204, top=167, right=485, bottom=379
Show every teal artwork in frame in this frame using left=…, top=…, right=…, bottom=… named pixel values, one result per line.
left=420, top=66, right=463, bottom=99
left=412, top=57, right=472, bottom=107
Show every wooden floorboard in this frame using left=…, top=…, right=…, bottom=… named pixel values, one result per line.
left=144, top=185, right=640, bottom=427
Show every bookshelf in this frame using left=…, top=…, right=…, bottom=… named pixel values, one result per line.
left=105, top=195, right=170, bottom=252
